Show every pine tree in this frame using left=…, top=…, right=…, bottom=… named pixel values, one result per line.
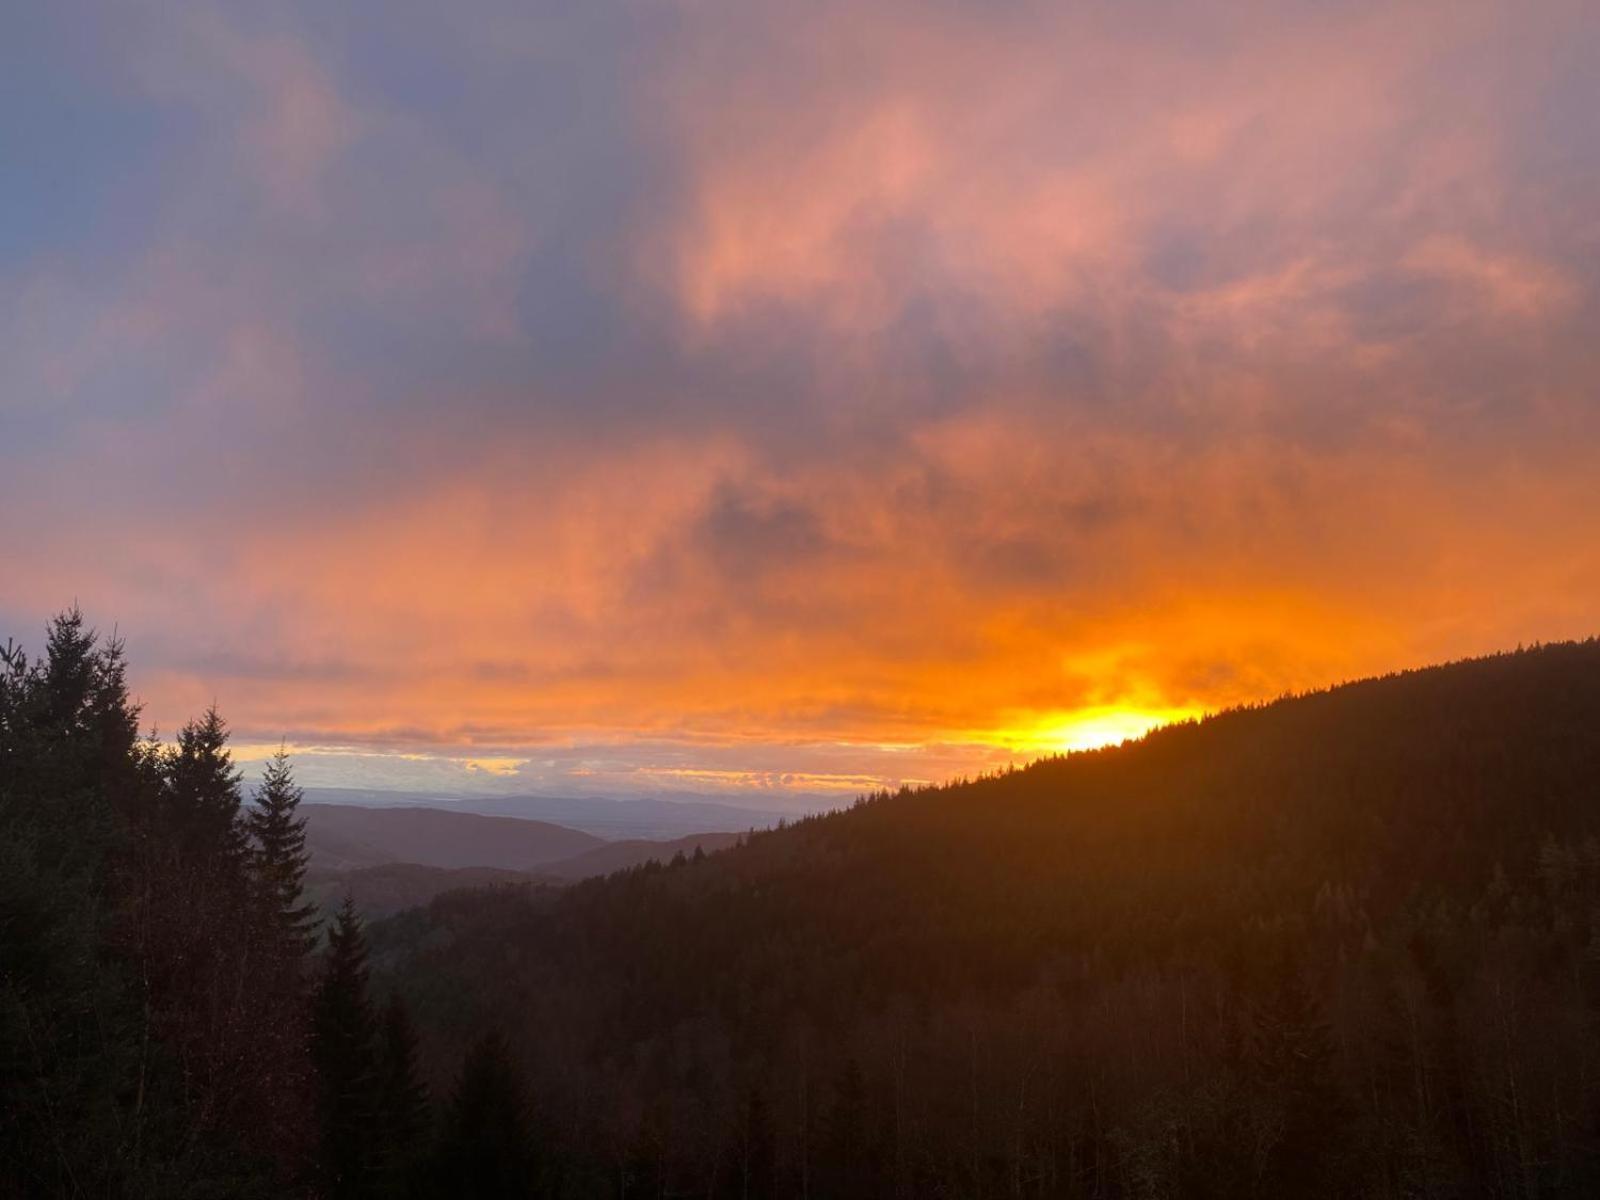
left=40, top=605, right=98, bottom=738
left=374, top=993, right=432, bottom=1196
left=126, top=697, right=312, bottom=1179
left=818, top=1056, right=877, bottom=1196
left=235, top=747, right=320, bottom=1172
left=247, top=747, right=318, bottom=956
left=434, top=1031, right=537, bottom=1197
left=167, top=705, right=247, bottom=866
left=311, top=898, right=380, bottom=1198
left=1246, top=951, right=1342, bottom=1193
left=0, top=612, right=144, bottom=1193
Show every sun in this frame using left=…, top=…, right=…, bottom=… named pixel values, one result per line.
left=1000, top=705, right=1200, bottom=755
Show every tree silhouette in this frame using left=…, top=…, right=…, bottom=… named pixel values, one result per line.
left=167, top=705, right=247, bottom=867
left=0, top=611, right=141, bottom=1194
left=311, top=897, right=380, bottom=1197
left=247, top=746, right=318, bottom=956
left=434, top=1031, right=537, bottom=1197
left=374, top=993, right=432, bottom=1196
left=1246, top=950, right=1343, bottom=1193
left=818, top=1056, right=877, bottom=1197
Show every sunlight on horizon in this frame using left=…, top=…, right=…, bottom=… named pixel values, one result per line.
left=220, top=707, right=1208, bottom=799
left=999, top=705, right=1203, bottom=755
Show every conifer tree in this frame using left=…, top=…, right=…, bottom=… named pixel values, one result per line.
left=818, top=1056, right=876, bottom=1196
left=434, top=1031, right=537, bottom=1197
left=247, top=746, right=318, bottom=956
left=40, top=605, right=98, bottom=737
left=233, top=746, right=320, bottom=1171
left=311, top=897, right=381, bottom=1198
left=0, top=612, right=144, bottom=1193
left=131, top=695, right=309, bottom=1177
left=374, top=993, right=432, bottom=1196
left=167, top=705, right=247, bottom=866
left=1246, top=952, right=1342, bottom=1193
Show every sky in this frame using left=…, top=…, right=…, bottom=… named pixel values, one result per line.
left=4, top=0, right=1599, bottom=805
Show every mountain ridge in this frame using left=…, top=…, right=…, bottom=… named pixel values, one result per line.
left=297, top=788, right=806, bottom=839
left=306, top=830, right=748, bottom=916
left=300, top=804, right=604, bottom=872
left=371, top=639, right=1600, bottom=1195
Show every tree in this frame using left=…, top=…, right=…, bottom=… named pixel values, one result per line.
left=311, top=898, right=380, bottom=1198
left=374, top=993, right=432, bottom=1196
left=234, top=746, right=321, bottom=1174
left=166, top=706, right=247, bottom=868
left=132, top=699, right=298, bottom=1176
left=0, top=612, right=143, bottom=1194
left=817, top=1056, right=878, bottom=1197
left=247, top=747, right=317, bottom=957
left=434, top=1031, right=537, bottom=1197
left=1246, top=951, right=1343, bottom=1194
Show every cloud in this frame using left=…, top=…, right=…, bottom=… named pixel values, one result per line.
left=2, top=0, right=1599, bottom=798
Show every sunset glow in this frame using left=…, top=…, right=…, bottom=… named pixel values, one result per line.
left=1001, top=708, right=1204, bottom=757
left=4, top=0, right=1599, bottom=804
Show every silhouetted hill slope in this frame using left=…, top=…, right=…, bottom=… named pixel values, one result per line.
left=302, top=804, right=603, bottom=872
left=536, top=831, right=744, bottom=881
left=451, top=793, right=800, bottom=837
left=305, top=862, right=540, bottom=918
left=299, top=788, right=789, bottom=838
left=306, top=833, right=746, bottom=916
left=373, top=640, right=1600, bottom=1196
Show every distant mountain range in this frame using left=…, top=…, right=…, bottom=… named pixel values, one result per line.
left=297, top=787, right=818, bottom=839
left=302, top=804, right=605, bottom=872
left=303, top=831, right=746, bottom=917
left=300, top=802, right=747, bottom=916
left=303, top=864, right=536, bottom=919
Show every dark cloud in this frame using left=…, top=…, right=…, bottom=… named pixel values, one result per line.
left=696, top=486, right=831, bottom=579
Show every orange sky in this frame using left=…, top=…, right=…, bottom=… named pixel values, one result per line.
left=4, top=0, right=1599, bottom=804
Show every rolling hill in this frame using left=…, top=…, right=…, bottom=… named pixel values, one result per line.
left=305, top=832, right=747, bottom=916
left=298, top=788, right=798, bottom=839
left=534, top=831, right=744, bottom=881
left=304, top=863, right=536, bottom=918
left=300, top=804, right=603, bottom=872
left=371, top=640, right=1600, bottom=1197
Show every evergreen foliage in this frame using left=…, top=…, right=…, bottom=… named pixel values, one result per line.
left=2, top=611, right=342, bottom=1194
left=167, top=706, right=248, bottom=867
left=311, top=898, right=381, bottom=1197
left=433, top=1031, right=537, bottom=1198
left=248, top=747, right=318, bottom=956
left=0, top=610, right=142, bottom=1195
left=374, top=994, right=432, bottom=1197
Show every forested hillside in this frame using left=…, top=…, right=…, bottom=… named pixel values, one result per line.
left=371, top=639, right=1600, bottom=1198
left=301, top=832, right=743, bottom=920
